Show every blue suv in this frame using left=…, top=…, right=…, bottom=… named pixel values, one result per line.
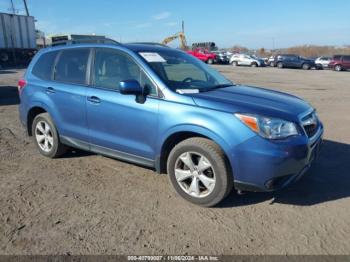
left=18, top=43, right=323, bottom=207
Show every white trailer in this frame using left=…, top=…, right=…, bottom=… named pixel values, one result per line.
left=0, top=12, right=37, bottom=66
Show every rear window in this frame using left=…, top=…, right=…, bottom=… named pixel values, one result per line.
left=54, top=48, right=90, bottom=85
left=32, top=51, right=58, bottom=80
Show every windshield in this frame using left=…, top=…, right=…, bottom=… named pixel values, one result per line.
left=137, top=49, right=233, bottom=92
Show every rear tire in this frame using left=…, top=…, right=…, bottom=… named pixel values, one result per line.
left=207, top=59, right=213, bottom=64
left=32, top=113, right=68, bottom=158
left=277, top=62, right=283, bottom=69
left=167, top=137, right=233, bottom=207
left=251, top=62, right=258, bottom=67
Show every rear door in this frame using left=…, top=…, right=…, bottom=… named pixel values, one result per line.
left=288, top=55, right=299, bottom=67
left=86, top=47, right=159, bottom=163
left=241, top=55, right=251, bottom=66
left=48, top=48, right=91, bottom=143
left=280, top=56, right=291, bottom=67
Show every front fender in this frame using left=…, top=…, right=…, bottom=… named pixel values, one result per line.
left=155, top=103, right=256, bottom=174
left=157, top=124, right=232, bottom=159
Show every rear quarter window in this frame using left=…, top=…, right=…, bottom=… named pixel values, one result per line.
left=343, top=56, right=350, bottom=62
left=32, top=51, right=59, bottom=80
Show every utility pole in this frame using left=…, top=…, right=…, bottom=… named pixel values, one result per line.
left=10, top=0, right=16, bottom=14
left=23, top=0, right=30, bottom=16
left=182, top=20, right=184, bottom=34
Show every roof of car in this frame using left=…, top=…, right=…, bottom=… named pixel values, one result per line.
left=123, top=43, right=173, bottom=52
left=41, top=42, right=175, bottom=54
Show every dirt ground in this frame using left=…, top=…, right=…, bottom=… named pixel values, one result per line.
left=0, top=66, right=349, bottom=255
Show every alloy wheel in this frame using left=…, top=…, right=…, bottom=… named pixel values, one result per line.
left=174, top=152, right=216, bottom=198
left=35, top=120, right=54, bottom=152
left=335, top=65, right=342, bottom=71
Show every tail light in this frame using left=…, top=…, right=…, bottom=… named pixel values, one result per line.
left=18, top=79, right=27, bottom=95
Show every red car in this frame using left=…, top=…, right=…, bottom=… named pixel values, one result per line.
left=187, top=48, right=216, bottom=64
left=328, top=55, right=350, bottom=71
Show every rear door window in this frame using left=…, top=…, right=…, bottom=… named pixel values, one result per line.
left=54, top=48, right=90, bottom=85
left=32, top=51, right=59, bottom=80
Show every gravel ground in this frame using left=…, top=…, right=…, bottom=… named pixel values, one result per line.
left=0, top=66, right=349, bottom=255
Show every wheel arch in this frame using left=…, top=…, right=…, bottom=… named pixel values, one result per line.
left=26, top=102, right=54, bottom=136
left=301, top=62, right=310, bottom=69
left=156, top=125, right=232, bottom=175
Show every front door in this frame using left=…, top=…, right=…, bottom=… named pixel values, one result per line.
left=86, top=48, right=159, bottom=165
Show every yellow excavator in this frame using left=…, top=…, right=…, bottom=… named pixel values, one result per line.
left=161, top=31, right=188, bottom=50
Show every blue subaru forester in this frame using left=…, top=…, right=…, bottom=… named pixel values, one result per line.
left=18, top=43, right=323, bottom=206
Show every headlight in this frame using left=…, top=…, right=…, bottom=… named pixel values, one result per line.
left=235, top=113, right=299, bottom=139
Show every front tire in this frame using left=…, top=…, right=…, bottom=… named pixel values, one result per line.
left=302, top=63, right=311, bottom=70
left=32, top=113, right=67, bottom=158
left=334, top=64, right=343, bottom=71
left=277, top=62, right=283, bottom=69
left=231, top=61, right=238, bottom=67
left=207, top=59, right=213, bottom=64
left=167, top=138, right=233, bottom=207
left=251, top=62, right=258, bottom=67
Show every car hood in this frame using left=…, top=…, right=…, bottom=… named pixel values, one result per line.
left=190, top=85, right=312, bottom=122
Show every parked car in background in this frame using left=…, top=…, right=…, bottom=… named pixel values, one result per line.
left=225, top=51, right=233, bottom=58
left=328, top=55, right=350, bottom=71
left=212, top=51, right=230, bottom=64
left=19, top=43, right=323, bottom=206
left=267, top=55, right=276, bottom=66
left=187, top=48, right=216, bottom=64
left=274, top=54, right=318, bottom=70
left=315, top=56, right=331, bottom=69
left=230, top=54, right=265, bottom=67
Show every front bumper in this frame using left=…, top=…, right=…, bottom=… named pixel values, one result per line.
left=216, top=57, right=230, bottom=64
left=232, top=123, right=323, bottom=192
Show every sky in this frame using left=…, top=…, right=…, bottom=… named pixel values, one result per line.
left=1, top=0, right=350, bottom=49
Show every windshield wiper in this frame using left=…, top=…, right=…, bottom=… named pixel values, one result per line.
left=201, top=83, right=234, bottom=92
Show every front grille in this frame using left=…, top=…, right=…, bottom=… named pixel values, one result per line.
left=301, top=112, right=319, bottom=138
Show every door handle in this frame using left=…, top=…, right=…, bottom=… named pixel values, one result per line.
left=46, top=87, right=55, bottom=94
left=87, top=96, right=101, bottom=104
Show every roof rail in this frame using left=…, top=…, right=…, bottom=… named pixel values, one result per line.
left=50, top=38, right=121, bottom=47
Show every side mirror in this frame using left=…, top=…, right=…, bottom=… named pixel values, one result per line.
left=119, top=80, right=143, bottom=95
